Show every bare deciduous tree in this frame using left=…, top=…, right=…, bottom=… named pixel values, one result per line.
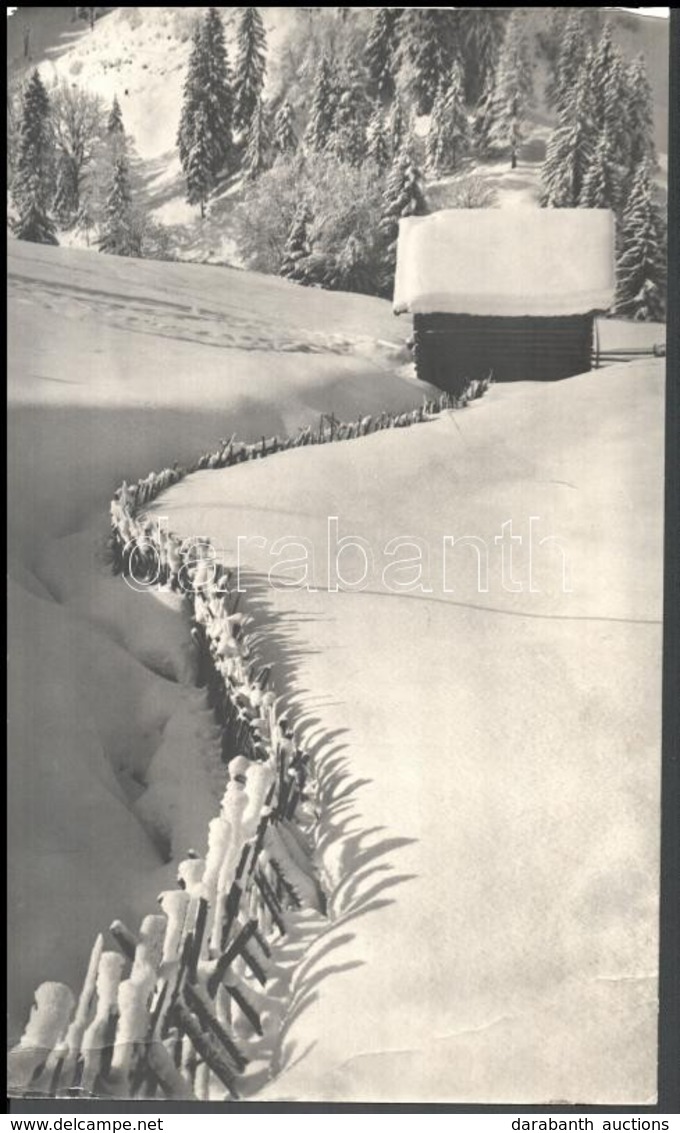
left=50, top=80, right=105, bottom=224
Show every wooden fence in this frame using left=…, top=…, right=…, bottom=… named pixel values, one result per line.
left=9, top=382, right=487, bottom=1101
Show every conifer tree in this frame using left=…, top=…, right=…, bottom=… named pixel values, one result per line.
left=305, top=55, right=340, bottom=153
left=490, top=10, right=533, bottom=170
left=366, top=106, right=390, bottom=172
left=471, top=77, right=499, bottom=158
left=590, top=22, right=617, bottom=130
left=546, top=8, right=590, bottom=113
left=365, top=8, right=400, bottom=101
left=602, top=47, right=632, bottom=174
left=458, top=9, right=506, bottom=105
left=379, top=148, right=428, bottom=292
left=201, top=6, right=235, bottom=176
left=330, top=75, right=370, bottom=167
left=99, top=153, right=140, bottom=255
left=615, top=161, right=666, bottom=321
left=540, top=70, right=595, bottom=207
left=7, top=82, right=22, bottom=182
left=578, top=129, right=622, bottom=210
left=396, top=9, right=461, bottom=116
left=627, top=52, right=657, bottom=171
left=233, top=7, right=267, bottom=131
left=178, top=23, right=208, bottom=171
left=242, top=97, right=271, bottom=180
left=426, top=67, right=469, bottom=175
left=273, top=100, right=297, bottom=155
left=280, top=200, right=313, bottom=282
left=11, top=70, right=58, bottom=245
left=184, top=101, right=213, bottom=217
left=589, top=21, right=634, bottom=174
left=177, top=10, right=234, bottom=212
left=327, top=232, right=377, bottom=295
left=108, top=94, right=124, bottom=136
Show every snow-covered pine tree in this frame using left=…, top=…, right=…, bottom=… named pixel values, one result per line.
left=627, top=52, right=657, bottom=171
left=615, top=160, right=666, bottom=321
left=471, top=76, right=499, bottom=158
left=242, top=97, right=272, bottom=180
left=426, top=67, right=469, bottom=175
left=273, top=100, right=297, bottom=155
left=184, top=101, right=213, bottom=217
left=305, top=55, right=340, bottom=153
left=7, top=81, right=22, bottom=182
left=458, top=9, right=506, bottom=105
left=546, top=8, right=590, bottom=113
left=602, top=46, right=632, bottom=174
left=108, top=94, right=124, bottom=136
left=396, top=9, right=461, bottom=116
left=590, top=23, right=620, bottom=135
left=540, top=68, right=596, bottom=207
left=364, top=8, right=400, bottom=101
left=280, top=200, right=313, bottom=282
left=326, top=232, right=377, bottom=295
left=330, top=74, right=370, bottom=167
left=233, top=7, right=267, bottom=132
left=366, top=106, right=390, bottom=171
left=177, top=10, right=233, bottom=210
left=99, top=153, right=140, bottom=255
left=490, top=9, right=533, bottom=170
left=11, top=70, right=58, bottom=245
left=201, top=6, right=235, bottom=176
left=177, top=22, right=208, bottom=171
left=379, top=148, right=428, bottom=293
left=578, top=128, right=622, bottom=210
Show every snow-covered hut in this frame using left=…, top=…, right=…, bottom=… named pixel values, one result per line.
left=394, top=209, right=616, bottom=390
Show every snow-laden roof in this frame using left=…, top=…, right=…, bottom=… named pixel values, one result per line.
left=394, top=209, right=616, bottom=318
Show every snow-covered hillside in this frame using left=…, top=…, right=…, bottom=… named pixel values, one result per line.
left=7, top=238, right=439, bottom=1042
left=7, top=8, right=669, bottom=262
left=149, top=358, right=664, bottom=1103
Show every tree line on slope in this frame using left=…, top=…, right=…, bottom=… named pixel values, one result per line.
left=8, top=69, right=172, bottom=259
left=181, top=8, right=521, bottom=298
left=7, top=7, right=666, bottom=320
left=539, top=11, right=666, bottom=321
left=180, top=7, right=663, bottom=318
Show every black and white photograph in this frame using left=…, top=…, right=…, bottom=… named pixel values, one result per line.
left=6, top=5, right=674, bottom=1110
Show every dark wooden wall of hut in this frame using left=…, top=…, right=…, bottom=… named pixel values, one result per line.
left=412, top=313, right=595, bottom=389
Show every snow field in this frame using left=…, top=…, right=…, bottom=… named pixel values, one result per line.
left=150, top=359, right=664, bottom=1103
